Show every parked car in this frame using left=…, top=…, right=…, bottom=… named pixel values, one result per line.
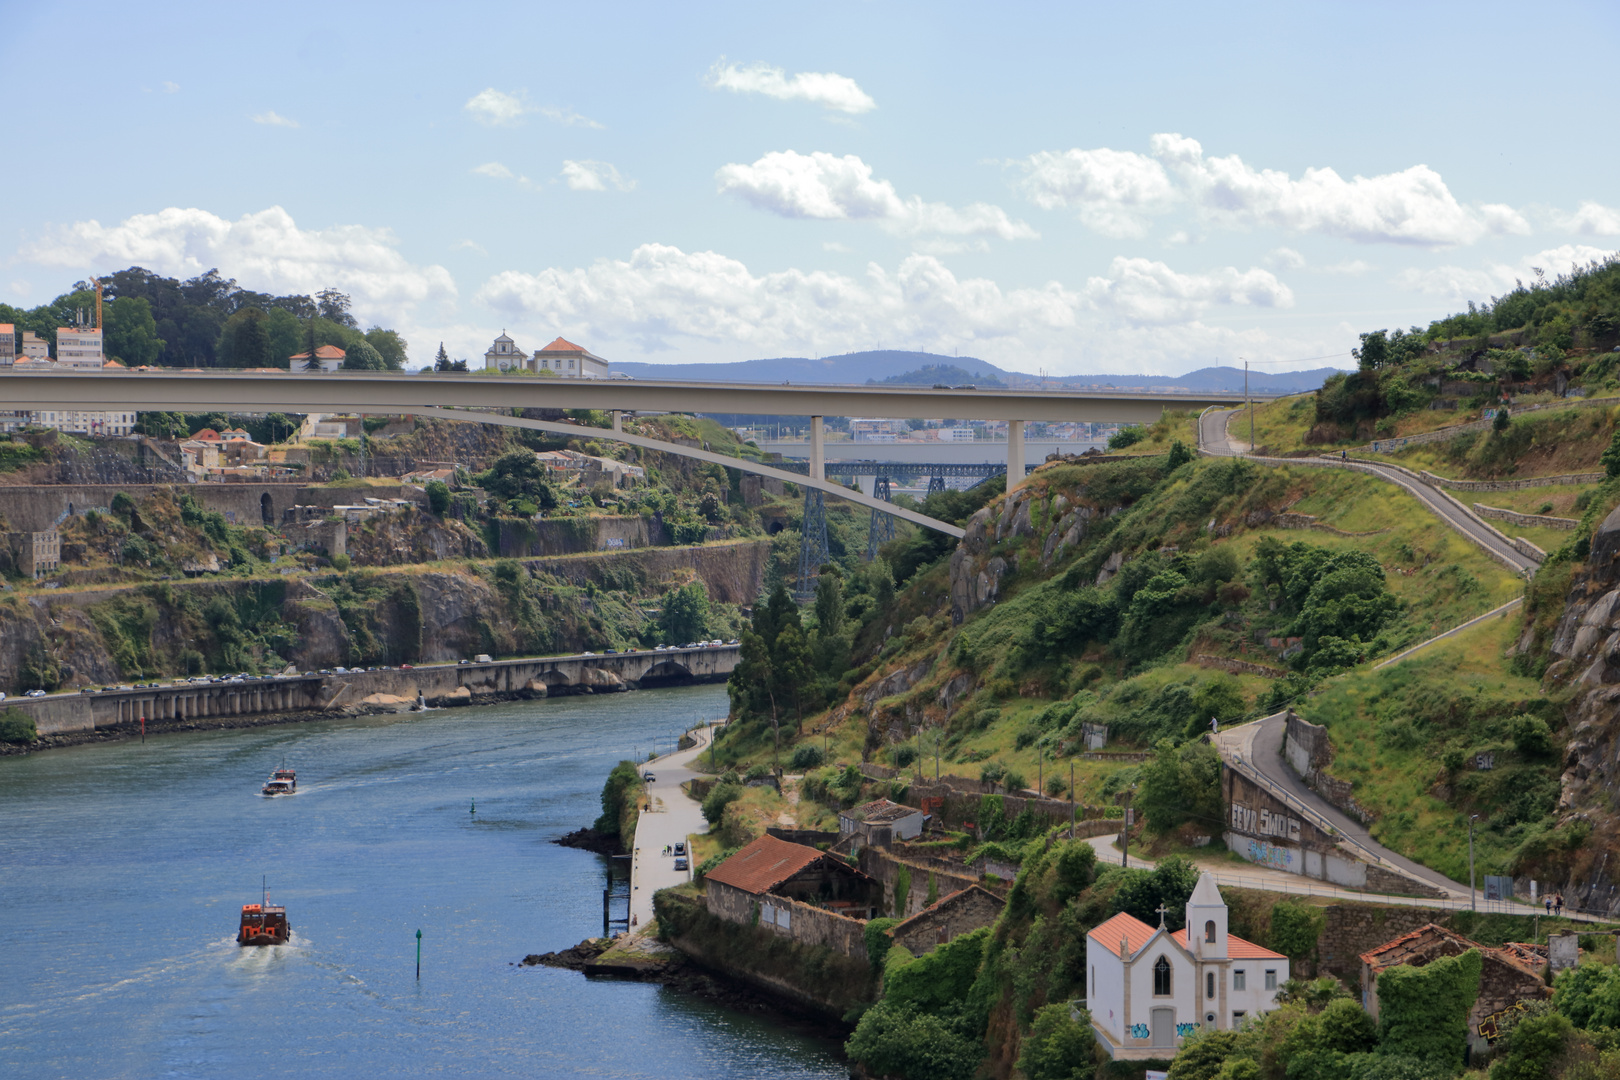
left=643, top=771, right=656, bottom=782
left=673, top=841, right=686, bottom=857
left=674, top=857, right=688, bottom=871
left=457, top=659, right=471, bottom=665
left=26, top=689, right=46, bottom=697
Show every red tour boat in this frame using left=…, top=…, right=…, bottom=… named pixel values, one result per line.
left=238, top=880, right=291, bottom=946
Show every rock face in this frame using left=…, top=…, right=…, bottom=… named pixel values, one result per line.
left=1528, top=504, right=1620, bottom=915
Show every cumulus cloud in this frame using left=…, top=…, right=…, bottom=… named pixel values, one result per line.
left=20, top=206, right=457, bottom=325
left=472, top=162, right=516, bottom=179
left=1554, top=201, right=1620, bottom=237
left=251, top=110, right=299, bottom=128
left=1266, top=247, right=1307, bottom=271
left=474, top=242, right=1289, bottom=372
left=562, top=160, right=635, bottom=192
left=706, top=59, right=876, bottom=114
left=1016, top=134, right=1528, bottom=247
left=162, top=81, right=179, bottom=93
left=464, top=88, right=528, bottom=126
left=1393, top=244, right=1617, bottom=304
left=716, top=151, right=1035, bottom=241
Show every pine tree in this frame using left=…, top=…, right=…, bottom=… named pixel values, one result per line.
left=434, top=342, right=451, bottom=371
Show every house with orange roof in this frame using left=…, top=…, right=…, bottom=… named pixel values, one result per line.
left=704, top=833, right=882, bottom=956
left=533, top=335, right=609, bottom=379
left=289, top=344, right=346, bottom=372
left=1085, top=871, right=1288, bottom=1059
left=0, top=323, right=14, bottom=367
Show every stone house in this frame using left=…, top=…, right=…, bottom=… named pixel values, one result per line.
left=888, top=884, right=1004, bottom=954
left=839, top=797, right=927, bottom=844
left=1359, top=923, right=1549, bottom=1054
left=1086, top=871, right=1289, bottom=1060
left=705, top=833, right=882, bottom=929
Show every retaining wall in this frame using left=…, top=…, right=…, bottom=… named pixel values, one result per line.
left=1473, top=503, right=1578, bottom=531
left=1420, top=470, right=1604, bottom=492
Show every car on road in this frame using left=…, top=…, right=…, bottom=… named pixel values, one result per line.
left=643, top=772, right=655, bottom=782
left=673, top=841, right=686, bottom=857
left=25, top=689, right=46, bottom=697
left=674, top=857, right=688, bottom=871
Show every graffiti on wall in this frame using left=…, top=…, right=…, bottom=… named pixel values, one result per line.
left=1246, top=838, right=1294, bottom=870
left=1129, top=1023, right=1149, bottom=1040
left=1231, top=802, right=1302, bottom=842
left=1176, top=1023, right=1199, bottom=1037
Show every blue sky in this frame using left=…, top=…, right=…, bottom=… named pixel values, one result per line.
left=2, top=0, right=1617, bottom=375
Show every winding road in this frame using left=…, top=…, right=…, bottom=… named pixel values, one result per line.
left=628, top=724, right=719, bottom=928
left=1197, top=408, right=1538, bottom=576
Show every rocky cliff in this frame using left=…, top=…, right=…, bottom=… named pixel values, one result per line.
left=1524, top=503, right=1620, bottom=916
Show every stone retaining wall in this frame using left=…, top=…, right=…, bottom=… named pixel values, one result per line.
left=1473, top=503, right=1578, bottom=530
left=1196, top=654, right=1288, bottom=679
left=1420, top=470, right=1604, bottom=492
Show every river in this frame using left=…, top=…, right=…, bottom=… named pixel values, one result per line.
left=0, top=686, right=848, bottom=1080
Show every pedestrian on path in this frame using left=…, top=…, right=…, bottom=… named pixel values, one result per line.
left=1545, top=894, right=1553, bottom=915
left=1555, top=893, right=1565, bottom=916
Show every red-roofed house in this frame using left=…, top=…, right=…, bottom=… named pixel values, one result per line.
left=704, top=833, right=881, bottom=932
left=289, top=344, right=346, bottom=372
left=1086, top=871, right=1289, bottom=1059
left=534, top=336, right=609, bottom=379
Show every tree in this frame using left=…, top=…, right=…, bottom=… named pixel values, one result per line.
left=425, top=480, right=451, bottom=516
left=1489, top=1008, right=1573, bottom=1080
left=343, top=338, right=386, bottom=370
left=1167, top=440, right=1193, bottom=470
left=1138, top=740, right=1223, bottom=834
left=1110, top=855, right=1201, bottom=930
left=479, top=450, right=557, bottom=512
left=103, top=295, right=162, bottom=366
left=434, top=342, right=453, bottom=371
left=1017, top=1002, right=1094, bottom=1080
left=315, top=287, right=356, bottom=327
left=364, top=327, right=407, bottom=369
left=844, top=1001, right=980, bottom=1080
left=1493, top=406, right=1511, bottom=434
left=660, top=580, right=711, bottom=643
left=1109, top=425, right=1145, bottom=450
left=218, top=307, right=272, bottom=368
left=1376, top=949, right=1482, bottom=1067
left=1601, top=427, right=1620, bottom=479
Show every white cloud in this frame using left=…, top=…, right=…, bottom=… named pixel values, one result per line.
left=822, top=241, right=853, bottom=253
left=463, top=89, right=603, bottom=129
left=464, top=88, right=528, bottom=126
left=474, top=242, right=1290, bottom=372
left=1555, top=201, right=1620, bottom=237
left=1394, top=244, right=1617, bottom=304
left=472, top=162, right=516, bottom=180
left=251, top=110, right=299, bottom=128
left=19, top=206, right=458, bottom=326
left=562, top=160, right=635, bottom=192
left=456, top=240, right=489, bottom=255
left=1016, top=134, right=1529, bottom=247
left=716, top=150, right=1036, bottom=240
left=162, top=81, right=179, bottom=93
left=705, top=59, right=876, bottom=114
left=1321, top=259, right=1373, bottom=276
left=538, top=106, right=604, bottom=130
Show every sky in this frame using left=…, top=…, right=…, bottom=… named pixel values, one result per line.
left=2, top=0, right=1618, bottom=376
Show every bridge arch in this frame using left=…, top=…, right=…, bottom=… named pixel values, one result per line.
left=637, top=659, right=696, bottom=688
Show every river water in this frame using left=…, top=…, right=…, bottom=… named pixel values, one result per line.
left=0, top=686, right=847, bottom=1080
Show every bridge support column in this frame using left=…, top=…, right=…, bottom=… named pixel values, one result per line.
left=612, top=410, right=622, bottom=433
left=1007, top=420, right=1025, bottom=494
left=866, top=476, right=895, bottom=560
left=809, top=416, right=824, bottom=482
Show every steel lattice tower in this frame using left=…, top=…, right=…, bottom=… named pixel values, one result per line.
left=796, top=487, right=829, bottom=598
left=926, top=473, right=947, bottom=497
left=866, top=476, right=895, bottom=560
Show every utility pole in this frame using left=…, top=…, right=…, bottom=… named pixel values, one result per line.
left=1244, top=357, right=1254, bottom=453
left=1469, top=814, right=1479, bottom=912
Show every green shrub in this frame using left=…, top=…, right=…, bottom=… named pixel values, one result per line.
left=701, top=781, right=744, bottom=825
left=1018, top=1002, right=1094, bottom=1080
left=1376, top=948, right=1481, bottom=1066
left=844, top=1000, right=980, bottom=1080
left=1108, top=426, right=1145, bottom=450
left=789, top=744, right=824, bottom=770
left=1489, top=1006, right=1572, bottom=1080
left=0, top=707, right=38, bottom=744
left=593, top=761, right=643, bottom=843
left=1269, top=901, right=1326, bottom=961
left=425, top=480, right=450, bottom=516
left=863, top=917, right=898, bottom=972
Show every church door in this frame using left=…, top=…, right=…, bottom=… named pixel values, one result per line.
left=1151, top=1007, right=1176, bottom=1048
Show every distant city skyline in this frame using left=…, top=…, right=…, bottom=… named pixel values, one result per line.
left=2, top=0, right=1616, bottom=376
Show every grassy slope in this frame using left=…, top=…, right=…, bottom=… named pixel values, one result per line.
left=742, top=459, right=1522, bottom=822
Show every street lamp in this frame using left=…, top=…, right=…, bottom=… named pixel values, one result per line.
left=1469, top=814, right=1479, bottom=912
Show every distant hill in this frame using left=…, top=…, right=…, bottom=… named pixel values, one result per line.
left=610, top=350, right=1341, bottom=395
left=871, top=363, right=1005, bottom=388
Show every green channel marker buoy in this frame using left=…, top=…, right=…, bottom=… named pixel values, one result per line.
left=416, top=928, right=422, bottom=980
left=470, top=797, right=476, bottom=815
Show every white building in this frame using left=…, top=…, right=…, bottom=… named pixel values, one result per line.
left=0, top=323, right=14, bottom=367
left=534, top=336, right=609, bottom=378
left=1085, top=872, right=1288, bottom=1060
left=19, top=331, right=50, bottom=360
left=33, top=408, right=138, bottom=437
left=484, top=331, right=527, bottom=371
left=54, top=326, right=104, bottom=370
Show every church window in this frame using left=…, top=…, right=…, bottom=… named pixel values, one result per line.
left=1207, top=971, right=1216, bottom=999
left=1153, top=956, right=1172, bottom=996
left=1234, top=969, right=1246, bottom=991
left=1205, top=920, right=1216, bottom=944
left=1090, top=966, right=1095, bottom=998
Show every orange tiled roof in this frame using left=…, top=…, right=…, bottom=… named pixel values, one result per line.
left=1088, top=911, right=1285, bottom=960
left=1177, top=926, right=1286, bottom=960
left=537, top=336, right=586, bottom=354
left=289, top=345, right=347, bottom=360
left=1360, top=923, right=1543, bottom=980
left=704, top=834, right=826, bottom=896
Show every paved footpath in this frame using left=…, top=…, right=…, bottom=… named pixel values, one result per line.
left=628, top=723, right=718, bottom=929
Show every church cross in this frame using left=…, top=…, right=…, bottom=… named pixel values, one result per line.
left=1156, top=902, right=1168, bottom=927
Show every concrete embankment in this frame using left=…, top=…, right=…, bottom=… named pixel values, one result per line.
left=2, top=645, right=740, bottom=742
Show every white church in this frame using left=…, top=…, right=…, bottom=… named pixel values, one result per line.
left=1085, top=871, right=1289, bottom=1059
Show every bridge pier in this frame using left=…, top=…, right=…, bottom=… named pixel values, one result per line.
left=1007, top=420, right=1025, bottom=497
left=809, top=416, right=825, bottom=482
